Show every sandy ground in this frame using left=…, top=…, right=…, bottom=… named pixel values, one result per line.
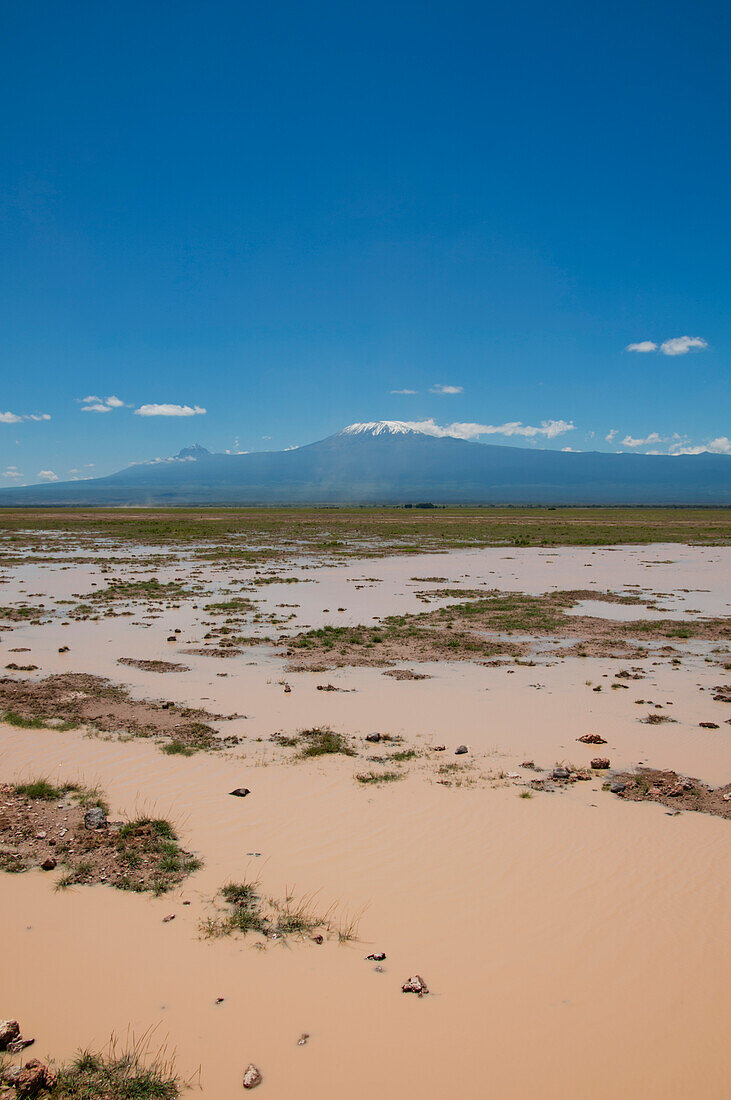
left=0, top=542, right=729, bottom=1098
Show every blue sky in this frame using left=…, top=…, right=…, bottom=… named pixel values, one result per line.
left=1, top=0, right=729, bottom=484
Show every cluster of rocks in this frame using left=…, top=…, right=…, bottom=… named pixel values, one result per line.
left=608, top=768, right=731, bottom=818
left=0, top=1021, right=56, bottom=1098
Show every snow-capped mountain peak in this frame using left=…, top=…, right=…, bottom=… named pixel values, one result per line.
left=340, top=421, right=423, bottom=437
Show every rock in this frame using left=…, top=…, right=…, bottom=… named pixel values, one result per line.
left=84, top=807, right=107, bottom=830
left=402, top=975, right=429, bottom=997
left=40, top=857, right=57, bottom=871
left=229, top=788, right=251, bottom=798
left=577, top=733, right=607, bottom=745
left=15, top=1060, right=55, bottom=1098
left=591, top=757, right=610, bottom=770
left=455, top=745, right=468, bottom=755
left=521, top=760, right=535, bottom=769
left=297, top=1033, right=309, bottom=1045
left=610, top=780, right=627, bottom=794
left=311, top=934, right=324, bottom=944
left=162, top=914, right=175, bottom=922
left=365, top=733, right=381, bottom=743
left=283, top=684, right=291, bottom=694
left=552, top=767, right=570, bottom=780
left=7, top=1037, right=35, bottom=1054
left=433, top=745, right=446, bottom=752
left=0, top=1020, right=20, bottom=1050
left=699, top=722, right=719, bottom=729
left=167, top=635, right=176, bottom=642
left=366, top=952, right=386, bottom=961
left=243, top=1064, right=262, bottom=1089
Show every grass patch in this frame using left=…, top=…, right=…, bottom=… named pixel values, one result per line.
left=355, top=770, right=402, bottom=784
left=297, top=727, right=356, bottom=758
left=13, top=778, right=69, bottom=800
left=51, top=1036, right=182, bottom=1099
left=161, top=740, right=195, bottom=757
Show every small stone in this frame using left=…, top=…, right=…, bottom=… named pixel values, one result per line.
left=552, top=767, right=570, bottom=780
left=162, top=914, right=175, bottom=922
left=521, top=760, right=535, bottom=769
left=283, top=684, right=291, bottom=694
left=167, top=635, right=176, bottom=642
left=84, top=807, right=107, bottom=830
left=402, top=975, right=429, bottom=997
left=215, top=997, right=225, bottom=1004
left=0, top=1020, right=20, bottom=1050
left=365, top=733, right=381, bottom=743
left=7, top=1037, right=34, bottom=1054
left=610, top=780, right=627, bottom=794
left=591, top=757, right=610, bottom=770
left=699, top=722, right=719, bottom=729
left=365, top=952, right=386, bottom=961
left=312, top=934, right=324, bottom=944
left=297, top=1033, right=309, bottom=1045
left=433, top=745, right=446, bottom=752
left=40, top=857, right=57, bottom=871
left=455, top=745, right=468, bottom=755
left=229, top=788, right=251, bottom=798
left=578, top=733, right=607, bottom=745
left=243, top=1064, right=262, bottom=1089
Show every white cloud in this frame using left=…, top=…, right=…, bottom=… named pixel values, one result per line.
left=0, top=410, right=50, bottom=424
left=561, top=446, right=581, bottom=452
left=38, top=469, right=58, bottom=481
left=396, top=418, right=575, bottom=441
left=626, top=341, right=658, bottom=353
left=605, top=429, right=618, bottom=442
left=670, top=435, right=731, bottom=456
left=135, top=403, right=207, bottom=417
left=621, top=432, right=664, bottom=448
left=390, top=388, right=418, bottom=395
left=625, top=336, right=708, bottom=356
left=429, top=384, right=463, bottom=395
left=660, top=336, right=707, bottom=356
left=1, top=466, right=23, bottom=479
left=81, top=395, right=127, bottom=413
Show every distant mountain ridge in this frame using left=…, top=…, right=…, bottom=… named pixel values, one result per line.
left=1, top=421, right=729, bottom=505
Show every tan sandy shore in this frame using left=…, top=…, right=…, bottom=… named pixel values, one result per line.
left=1, top=542, right=729, bottom=1098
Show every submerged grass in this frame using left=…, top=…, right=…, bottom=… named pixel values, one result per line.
left=201, top=876, right=359, bottom=943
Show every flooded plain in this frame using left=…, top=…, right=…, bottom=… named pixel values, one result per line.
left=1, top=538, right=729, bottom=1098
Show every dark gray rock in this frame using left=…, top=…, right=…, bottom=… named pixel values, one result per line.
left=455, top=745, right=468, bottom=755
left=229, top=788, right=251, bottom=798
left=84, top=807, right=107, bottom=830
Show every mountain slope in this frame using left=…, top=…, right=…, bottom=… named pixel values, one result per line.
left=1, top=423, right=729, bottom=505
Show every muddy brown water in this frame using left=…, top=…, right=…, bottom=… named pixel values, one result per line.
left=1, top=543, right=729, bottom=1098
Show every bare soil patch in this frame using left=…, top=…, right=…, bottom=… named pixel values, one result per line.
left=117, top=658, right=191, bottom=673
left=0, top=673, right=236, bottom=753
left=608, top=768, right=731, bottom=819
left=0, top=782, right=201, bottom=892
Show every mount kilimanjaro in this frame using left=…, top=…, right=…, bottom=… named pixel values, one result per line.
left=1, top=422, right=729, bottom=506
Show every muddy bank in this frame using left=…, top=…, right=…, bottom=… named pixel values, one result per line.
left=280, top=588, right=730, bottom=669
left=0, top=672, right=237, bottom=753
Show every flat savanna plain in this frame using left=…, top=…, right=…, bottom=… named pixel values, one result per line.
left=0, top=508, right=729, bottom=1099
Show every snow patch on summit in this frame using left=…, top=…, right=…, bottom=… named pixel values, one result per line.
left=340, top=421, right=424, bottom=437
